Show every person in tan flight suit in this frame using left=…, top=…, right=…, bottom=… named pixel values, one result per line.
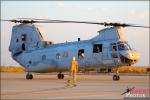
left=67, top=56, right=78, bottom=86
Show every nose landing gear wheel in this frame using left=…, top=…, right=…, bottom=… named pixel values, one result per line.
left=113, top=66, right=120, bottom=81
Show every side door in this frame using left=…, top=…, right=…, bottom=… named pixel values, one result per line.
left=110, top=43, right=120, bottom=65
left=92, top=43, right=103, bottom=65
left=21, top=34, right=27, bottom=51
left=102, top=43, right=109, bottom=60
left=77, top=48, right=85, bottom=67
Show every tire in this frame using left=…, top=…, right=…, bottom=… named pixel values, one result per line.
left=57, top=73, right=64, bottom=79
left=58, top=73, right=61, bottom=79
left=26, top=74, right=30, bottom=80
left=117, top=75, right=120, bottom=80
left=113, top=75, right=118, bottom=81
left=26, top=74, right=33, bottom=80
left=61, top=74, right=64, bottom=79
left=29, top=74, right=33, bottom=79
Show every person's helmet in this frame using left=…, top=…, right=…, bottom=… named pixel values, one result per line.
left=73, top=57, right=76, bottom=61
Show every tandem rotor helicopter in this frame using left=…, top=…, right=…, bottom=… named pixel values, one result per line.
left=1, top=18, right=150, bottom=81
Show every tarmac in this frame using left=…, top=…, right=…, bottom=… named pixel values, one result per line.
left=1, top=72, right=150, bottom=99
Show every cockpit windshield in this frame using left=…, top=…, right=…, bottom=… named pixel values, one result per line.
left=117, top=42, right=131, bottom=51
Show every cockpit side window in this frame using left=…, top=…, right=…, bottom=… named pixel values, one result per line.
left=56, top=53, right=61, bottom=60
left=118, top=44, right=125, bottom=50
left=117, top=42, right=131, bottom=51
left=110, top=43, right=117, bottom=51
left=93, top=44, right=103, bottom=53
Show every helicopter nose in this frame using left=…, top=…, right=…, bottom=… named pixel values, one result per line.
left=119, top=50, right=140, bottom=65
left=127, top=50, right=140, bottom=61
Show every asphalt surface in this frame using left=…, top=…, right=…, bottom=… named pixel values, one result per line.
left=1, top=72, right=150, bottom=99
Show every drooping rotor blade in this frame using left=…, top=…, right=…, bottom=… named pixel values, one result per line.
left=17, top=18, right=72, bottom=22
left=1, top=19, right=105, bottom=25
left=1, top=19, right=150, bottom=28
left=37, top=20, right=105, bottom=25
left=1, top=19, right=37, bottom=23
left=16, top=18, right=124, bottom=26
left=27, top=19, right=149, bottom=28
left=36, top=20, right=150, bottom=28
left=125, top=24, right=150, bottom=28
left=1, top=19, right=15, bottom=22
left=17, top=18, right=50, bottom=21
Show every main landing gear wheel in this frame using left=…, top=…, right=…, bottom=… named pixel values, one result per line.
left=113, top=75, right=120, bottom=81
left=57, top=72, right=64, bottom=79
left=26, top=73, right=33, bottom=80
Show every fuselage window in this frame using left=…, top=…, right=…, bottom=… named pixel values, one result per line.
left=22, top=43, right=25, bottom=50
left=78, top=49, right=84, bottom=58
left=21, top=34, right=27, bottom=41
left=28, top=60, right=32, bottom=64
left=93, top=44, right=102, bottom=53
left=16, top=39, right=19, bottom=43
left=42, top=55, right=46, bottom=60
left=56, top=53, right=61, bottom=59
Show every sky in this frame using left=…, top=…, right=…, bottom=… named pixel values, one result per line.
left=1, top=1, right=149, bottom=67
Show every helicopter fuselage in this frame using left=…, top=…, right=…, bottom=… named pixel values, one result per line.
left=9, top=24, right=140, bottom=73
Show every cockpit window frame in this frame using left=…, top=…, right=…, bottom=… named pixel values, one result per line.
left=110, top=43, right=117, bottom=51
left=117, top=41, right=131, bottom=51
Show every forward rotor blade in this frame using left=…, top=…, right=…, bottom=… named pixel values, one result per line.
left=35, top=20, right=150, bottom=28
left=126, top=25, right=150, bottom=28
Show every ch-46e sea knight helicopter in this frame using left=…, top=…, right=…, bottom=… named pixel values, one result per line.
left=1, top=18, right=149, bottom=81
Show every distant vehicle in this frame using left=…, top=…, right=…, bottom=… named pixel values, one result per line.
left=1, top=18, right=149, bottom=80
